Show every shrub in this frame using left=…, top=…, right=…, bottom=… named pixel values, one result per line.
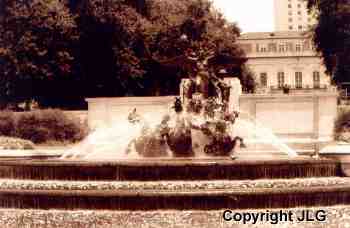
left=0, top=136, right=35, bottom=150
left=15, top=109, right=87, bottom=144
left=334, top=110, right=350, bottom=141
left=0, top=112, right=16, bottom=137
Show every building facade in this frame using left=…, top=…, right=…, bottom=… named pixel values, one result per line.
left=237, top=31, right=331, bottom=92
left=274, top=0, right=316, bottom=31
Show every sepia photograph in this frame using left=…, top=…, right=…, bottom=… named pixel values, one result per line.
left=0, top=0, right=349, bottom=227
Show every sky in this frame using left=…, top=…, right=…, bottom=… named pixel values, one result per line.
left=213, top=0, right=275, bottom=33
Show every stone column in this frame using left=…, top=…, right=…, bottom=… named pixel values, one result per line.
left=225, top=77, right=242, bottom=113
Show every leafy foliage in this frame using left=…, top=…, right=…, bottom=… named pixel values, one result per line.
left=306, top=0, right=350, bottom=85
left=0, top=136, right=35, bottom=150
left=16, top=109, right=87, bottom=143
left=0, top=0, right=78, bottom=103
left=0, top=109, right=87, bottom=143
left=334, top=108, right=350, bottom=141
left=0, top=0, right=253, bottom=106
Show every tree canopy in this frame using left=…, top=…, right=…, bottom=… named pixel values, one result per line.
left=0, top=0, right=254, bottom=108
left=306, top=0, right=350, bottom=85
left=0, top=0, right=78, bottom=105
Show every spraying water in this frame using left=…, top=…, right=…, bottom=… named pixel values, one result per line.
left=60, top=67, right=298, bottom=159
left=60, top=112, right=169, bottom=160
left=233, top=112, right=298, bottom=157
left=61, top=106, right=298, bottom=160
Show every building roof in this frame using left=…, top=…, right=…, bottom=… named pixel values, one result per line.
left=238, top=31, right=312, bottom=40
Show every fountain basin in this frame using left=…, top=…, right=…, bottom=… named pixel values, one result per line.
left=0, top=158, right=340, bottom=181
left=320, top=143, right=350, bottom=177
left=0, top=185, right=350, bottom=210
left=0, top=158, right=345, bottom=212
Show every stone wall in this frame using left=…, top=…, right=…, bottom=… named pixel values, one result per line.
left=239, top=92, right=338, bottom=140
left=85, top=97, right=174, bottom=129
left=85, top=92, right=338, bottom=140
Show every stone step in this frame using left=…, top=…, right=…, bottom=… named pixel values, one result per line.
left=0, top=158, right=341, bottom=181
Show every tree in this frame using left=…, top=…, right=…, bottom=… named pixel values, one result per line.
left=0, top=0, right=254, bottom=107
left=75, top=0, right=249, bottom=96
left=0, top=0, right=78, bottom=105
left=142, top=0, right=248, bottom=95
left=306, top=0, right=350, bottom=85
left=76, top=0, right=150, bottom=96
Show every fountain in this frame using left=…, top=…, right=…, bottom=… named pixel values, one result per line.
left=0, top=47, right=347, bottom=227
left=61, top=51, right=298, bottom=160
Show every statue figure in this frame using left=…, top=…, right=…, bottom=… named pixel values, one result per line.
left=183, top=53, right=231, bottom=107
left=127, top=109, right=170, bottom=157
left=166, top=98, right=193, bottom=157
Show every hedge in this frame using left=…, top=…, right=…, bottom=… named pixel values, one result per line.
left=0, top=109, right=87, bottom=144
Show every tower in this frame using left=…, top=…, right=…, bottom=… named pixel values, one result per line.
left=274, top=0, right=316, bottom=31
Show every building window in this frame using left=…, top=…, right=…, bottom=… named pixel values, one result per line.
left=286, top=42, right=293, bottom=51
left=289, top=18, right=293, bottom=22
left=256, top=44, right=260, bottom=52
left=296, top=44, right=301, bottom=52
left=268, top=43, right=277, bottom=52
left=289, top=26, right=293, bottom=30
left=313, top=71, right=320, bottom=88
left=277, top=72, right=285, bottom=89
left=298, top=11, right=301, bottom=15
left=288, top=4, right=292, bottom=8
left=295, top=72, right=303, bottom=89
left=289, top=11, right=292, bottom=16
left=303, top=40, right=310, bottom=50
left=298, top=25, right=303, bottom=30
left=260, top=73, right=268, bottom=87
left=279, top=44, right=285, bottom=52
left=297, top=4, right=301, bottom=8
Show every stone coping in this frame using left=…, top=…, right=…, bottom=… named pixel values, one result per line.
left=320, top=143, right=350, bottom=154
left=0, top=177, right=347, bottom=192
left=0, top=149, right=65, bottom=158
left=84, top=92, right=339, bottom=103
left=85, top=96, right=174, bottom=104
left=1, top=185, right=350, bottom=197
left=0, top=157, right=335, bottom=166
left=240, top=92, right=338, bottom=99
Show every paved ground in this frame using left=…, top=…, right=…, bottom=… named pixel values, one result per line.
left=0, top=206, right=349, bottom=228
